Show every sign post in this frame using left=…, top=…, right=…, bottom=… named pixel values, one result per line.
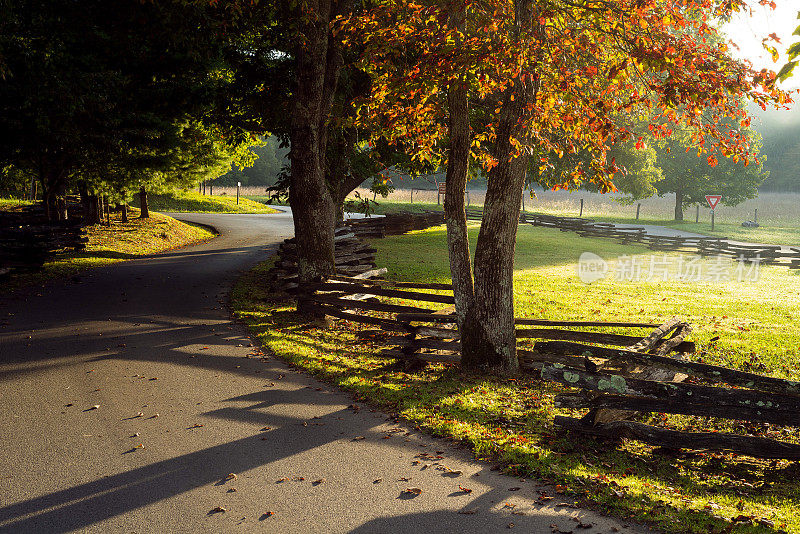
left=237, top=181, right=241, bottom=205
left=705, top=195, right=722, bottom=231
left=437, top=182, right=446, bottom=205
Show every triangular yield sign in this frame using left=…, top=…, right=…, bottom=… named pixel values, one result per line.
left=705, top=195, right=722, bottom=210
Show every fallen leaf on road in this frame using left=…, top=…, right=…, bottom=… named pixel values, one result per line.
left=189, top=423, right=204, bottom=429
left=312, top=479, right=325, bottom=486
left=458, top=486, right=473, bottom=494
left=399, top=477, right=411, bottom=482
left=458, top=509, right=477, bottom=515
left=86, top=405, right=100, bottom=411
left=352, top=436, right=365, bottom=441
left=507, top=523, right=515, bottom=529
left=259, top=512, right=274, bottom=520
left=508, top=487, right=521, bottom=491
left=373, top=478, right=382, bottom=484
left=225, top=473, right=237, bottom=481
left=402, top=487, right=422, bottom=496
left=208, top=506, right=226, bottom=515
left=260, top=426, right=272, bottom=431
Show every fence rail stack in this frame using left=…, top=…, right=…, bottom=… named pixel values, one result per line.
left=293, top=275, right=800, bottom=459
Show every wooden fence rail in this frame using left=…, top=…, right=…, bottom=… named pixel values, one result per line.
left=267, top=211, right=800, bottom=458
left=294, top=272, right=800, bottom=459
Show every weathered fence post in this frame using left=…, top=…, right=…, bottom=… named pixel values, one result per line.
left=695, top=205, right=699, bottom=223
left=636, top=203, right=641, bottom=220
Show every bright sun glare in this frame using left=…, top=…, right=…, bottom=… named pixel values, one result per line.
left=722, top=0, right=800, bottom=91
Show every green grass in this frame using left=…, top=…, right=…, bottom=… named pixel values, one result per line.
left=2, top=209, right=216, bottom=294
left=233, top=223, right=800, bottom=534
left=243, top=196, right=444, bottom=215
left=586, top=215, right=800, bottom=247
left=0, top=197, right=34, bottom=210
left=133, top=190, right=279, bottom=214
left=345, top=191, right=800, bottom=247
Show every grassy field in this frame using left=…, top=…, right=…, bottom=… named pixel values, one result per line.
left=0, top=197, right=34, bottom=210
left=132, top=190, right=279, bottom=214
left=340, top=189, right=800, bottom=246
left=234, top=223, right=800, bottom=534
left=2, top=209, right=216, bottom=294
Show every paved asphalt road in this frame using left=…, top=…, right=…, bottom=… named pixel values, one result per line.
left=0, top=212, right=653, bottom=533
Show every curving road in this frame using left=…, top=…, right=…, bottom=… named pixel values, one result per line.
left=0, top=212, right=652, bottom=533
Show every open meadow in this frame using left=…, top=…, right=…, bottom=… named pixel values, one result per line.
left=334, top=188, right=800, bottom=246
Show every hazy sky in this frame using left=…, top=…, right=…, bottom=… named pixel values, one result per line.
left=722, top=1, right=799, bottom=90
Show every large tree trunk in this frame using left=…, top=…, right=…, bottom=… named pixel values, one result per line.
left=330, top=124, right=367, bottom=221
left=444, top=82, right=474, bottom=332
left=79, top=183, right=101, bottom=226
left=460, top=144, right=528, bottom=374
left=460, top=0, right=537, bottom=374
left=674, top=190, right=684, bottom=221
left=85, top=195, right=101, bottom=225
left=289, top=0, right=343, bottom=307
left=103, top=195, right=110, bottom=226
left=139, top=185, right=150, bottom=219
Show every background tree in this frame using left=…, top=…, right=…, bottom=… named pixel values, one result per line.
left=655, top=126, right=768, bottom=220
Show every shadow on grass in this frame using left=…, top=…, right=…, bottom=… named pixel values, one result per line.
left=244, top=298, right=794, bottom=534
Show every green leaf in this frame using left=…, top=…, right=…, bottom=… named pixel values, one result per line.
left=777, top=60, right=798, bottom=82
left=787, top=42, right=800, bottom=61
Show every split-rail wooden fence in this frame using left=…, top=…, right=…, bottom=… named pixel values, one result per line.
left=265, top=212, right=800, bottom=459
left=290, top=270, right=800, bottom=460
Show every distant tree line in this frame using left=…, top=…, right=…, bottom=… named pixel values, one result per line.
left=759, top=122, right=800, bottom=192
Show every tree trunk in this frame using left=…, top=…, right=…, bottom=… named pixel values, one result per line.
left=83, top=194, right=100, bottom=225
left=103, top=195, right=110, bottom=226
left=79, top=183, right=91, bottom=224
left=460, top=0, right=537, bottom=374
left=444, top=82, right=474, bottom=332
left=139, top=186, right=150, bottom=219
left=120, top=202, right=128, bottom=223
left=460, top=146, right=528, bottom=374
left=674, top=190, right=684, bottom=221
left=56, top=195, right=68, bottom=221
left=289, top=0, right=343, bottom=310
